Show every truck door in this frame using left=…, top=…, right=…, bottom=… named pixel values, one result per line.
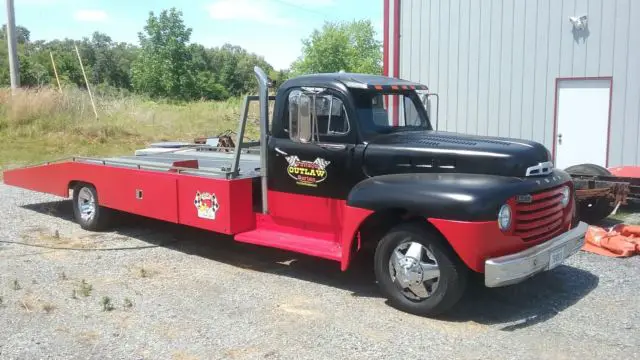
left=266, top=87, right=360, bottom=229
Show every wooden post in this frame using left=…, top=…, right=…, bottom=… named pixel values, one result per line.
left=74, top=45, right=98, bottom=120
left=49, top=52, right=62, bottom=93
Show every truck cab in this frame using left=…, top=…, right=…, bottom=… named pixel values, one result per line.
left=258, top=69, right=587, bottom=315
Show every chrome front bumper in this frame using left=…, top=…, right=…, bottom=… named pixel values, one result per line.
left=484, top=221, right=588, bottom=288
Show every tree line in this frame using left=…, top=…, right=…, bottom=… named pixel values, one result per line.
left=0, top=8, right=382, bottom=101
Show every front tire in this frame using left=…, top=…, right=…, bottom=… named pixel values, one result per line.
left=72, top=184, right=113, bottom=231
left=374, top=222, right=467, bottom=317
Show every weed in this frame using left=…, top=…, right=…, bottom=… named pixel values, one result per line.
left=12, top=279, right=21, bottom=290
left=71, top=289, right=78, bottom=299
left=59, top=272, right=68, bottom=281
left=19, top=297, right=35, bottom=312
left=78, top=279, right=92, bottom=297
left=20, top=301, right=33, bottom=311
left=42, top=303, right=56, bottom=313
left=0, top=296, right=4, bottom=307
left=135, top=265, right=158, bottom=279
left=123, top=298, right=133, bottom=309
left=101, top=296, right=114, bottom=312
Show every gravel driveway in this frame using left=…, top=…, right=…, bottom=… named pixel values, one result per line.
left=0, top=184, right=638, bottom=360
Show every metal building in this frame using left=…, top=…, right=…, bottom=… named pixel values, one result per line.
left=383, top=0, right=640, bottom=169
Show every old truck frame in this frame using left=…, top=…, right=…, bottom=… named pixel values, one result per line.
left=3, top=67, right=588, bottom=316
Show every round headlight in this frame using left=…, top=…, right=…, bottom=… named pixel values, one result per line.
left=560, top=185, right=571, bottom=208
left=498, top=204, right=512, bottom=231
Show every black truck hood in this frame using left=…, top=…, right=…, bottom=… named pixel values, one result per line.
left=363, top=130, right=552, bottom=178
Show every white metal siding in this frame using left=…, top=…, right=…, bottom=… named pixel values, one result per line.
left=397, top=0, right=640, bottom=166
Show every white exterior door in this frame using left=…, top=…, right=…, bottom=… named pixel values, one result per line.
left=555, top=79, right=611, bottom=169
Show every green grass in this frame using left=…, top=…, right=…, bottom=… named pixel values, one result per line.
left=0, top=86, right=263, bottom=170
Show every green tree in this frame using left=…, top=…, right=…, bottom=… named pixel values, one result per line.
left=1, top=24, right=31, bottom=44
left=131, top=8, right=197, bottom=100
left=0, top=18, right=278, bottom=98
left=187, top=44, right=228, bottom=100
left=291, top=19, right=382, bottom=76
left=85, top=32, right=136, bottom=90
left=270, top=69, right=291, bottom=88
left=45, top=39, right=89, bottom=87
left=208, top=43, right=273, bottom=96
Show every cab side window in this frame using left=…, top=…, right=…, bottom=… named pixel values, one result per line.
left=287, top=88, right=351, bottom=143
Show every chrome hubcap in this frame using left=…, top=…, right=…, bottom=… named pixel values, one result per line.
left=389, top=239, right=440, bottom=300
left=77, top=187, right=96, bottom=222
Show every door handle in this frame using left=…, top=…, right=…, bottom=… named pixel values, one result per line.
left=558, top=133, right=562, bottom=145
left=274, top=147, right=288, bottom=156
left=318, top=143, right=346, bottom=150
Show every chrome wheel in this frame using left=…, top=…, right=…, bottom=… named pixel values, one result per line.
left=77, top=187, right=96, bottom=222
left=389, top=239, right=440, bottom=300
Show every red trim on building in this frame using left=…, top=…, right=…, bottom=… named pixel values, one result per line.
left=552, top=77, right=613, bottom=167
left=383, top=0, right=389, bottom=77
left=392, top=0, right=401, bottom=126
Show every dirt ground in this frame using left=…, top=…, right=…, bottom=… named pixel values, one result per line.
left=0, top=185, right=639, bottom=360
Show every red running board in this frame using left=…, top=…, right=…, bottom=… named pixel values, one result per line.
left=234, top=214, right=342, bottom=262
left=235, top=228, right=342, bottom=262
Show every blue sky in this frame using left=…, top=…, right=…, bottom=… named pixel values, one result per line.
left=4, top=0, right=383, bottom=70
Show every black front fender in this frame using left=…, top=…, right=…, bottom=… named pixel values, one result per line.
left=346, top=171, right=572, bottom=222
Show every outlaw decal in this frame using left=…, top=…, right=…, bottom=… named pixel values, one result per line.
left=194, top=191, right=220, bottom=220
left=285, top=156, right=331, bottom=187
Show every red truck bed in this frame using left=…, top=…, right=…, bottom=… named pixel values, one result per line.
left=4, top=155, right=257, bottom=235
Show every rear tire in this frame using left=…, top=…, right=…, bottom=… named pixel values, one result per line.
left=72, top=184, right=113, bottom=231
left=565, top=163, right=615, bottom=224
left=374, top=222, right=467, bottom=317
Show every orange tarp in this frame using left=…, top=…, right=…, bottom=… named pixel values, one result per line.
left=583, top=224, right=640, bottom=257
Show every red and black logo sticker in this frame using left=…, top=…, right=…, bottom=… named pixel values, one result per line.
left=194, top=191, right=219, bottom=220
left=285, top=156, right=331, bottom=187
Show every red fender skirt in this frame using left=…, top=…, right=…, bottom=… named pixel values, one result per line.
left=428, top=218, right=568, bottom=273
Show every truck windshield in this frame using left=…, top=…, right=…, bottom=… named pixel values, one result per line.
left=352, top=89, right=431, bottom=141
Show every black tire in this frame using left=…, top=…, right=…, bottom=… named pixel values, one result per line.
left=565, top=163, right=615, bottom=224
left=374, top=222, right=468, bottom=317
left=72, top=183, right=113, bottom=231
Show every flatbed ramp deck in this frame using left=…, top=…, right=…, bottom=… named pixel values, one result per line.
left=78, top=149, right=262, bottom=179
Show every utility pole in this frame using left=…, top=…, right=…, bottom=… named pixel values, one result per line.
left=5, top=0, right=20, bottom=92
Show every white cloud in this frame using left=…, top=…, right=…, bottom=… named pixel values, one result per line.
left=73, top=9, right=108, bottom=22
left=206, top=0, right=296, bottom=27
left=277, top=0, right=335, bottom=8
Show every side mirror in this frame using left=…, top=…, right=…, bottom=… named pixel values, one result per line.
left=421, top=92, right=439, bottom=131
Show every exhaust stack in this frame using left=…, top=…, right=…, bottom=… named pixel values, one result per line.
left=254, top=66, right=270, bottom=214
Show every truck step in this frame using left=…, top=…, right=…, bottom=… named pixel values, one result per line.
left=234, top=228, right=342, bottom=262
